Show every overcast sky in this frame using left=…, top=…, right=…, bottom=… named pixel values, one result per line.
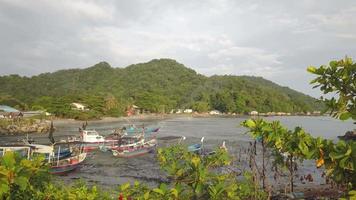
left=0, top=0, right=355, bottom=97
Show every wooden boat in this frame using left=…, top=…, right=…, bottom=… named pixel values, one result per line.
left=112, top=138, right=157, bottom=158
left=186, top=138, right=226, bottom=156
left=112, top=125, right=160, bottom=136
left=0, top=145, right=32, bottom=158
left=338, top=130, right=356, bottom=141
left=187, top=137, right=204, bottom=154
left=125, top=126, right=160, bottom=134
left=49, top=152, right=86, bottom=174
left=188, top=143, right=202, bottom=153
left=100, top=138, right=144, bottom=152
left=45, top=148, right=71, bottom=160
left=79, top=129, right=119, bottom=151
left=101, top=132, right=150, bottom=152
left=29, top=143, right=87, bottom=175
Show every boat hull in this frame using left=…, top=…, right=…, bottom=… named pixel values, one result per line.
left=112, top=146, right=155, bottom=158
left=50, top=152, right=86, bottom=175
left=188, top=144, right=202, bottom=153
left=82, top=140, right=118, bottom=152
left=112, top=139, right=157, bottom=158
left=50, top=164, right=80, bottom=175
left=126, top=127, right=160, bottom=134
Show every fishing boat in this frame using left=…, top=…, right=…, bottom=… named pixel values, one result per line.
left=44, top=147, right=71, bottom=160
left=112, top=138, right=157, bottom=158
left=125, top=126, right=160, bottom=134
left=49, top=152, right=86, bottom=174
left=101, top=131, right=152, bottom=152
left=188, top=143, right=202, bottom=153
left=0, top=145, right=32, bottom=158
left=338, top=130, right=356, bottom=141
left=188, top=137, right=204, bottom=154
left=29, top=143, right=87, bottom=174
left=100, top=136, right=144, bottom=152
left=80, top=129, right=118, bottom=151
left=112, top=125, right=160, bottom=136
left=186, top=137, right=226, bottom=156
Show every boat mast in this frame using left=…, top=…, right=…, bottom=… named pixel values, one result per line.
left=56, top=145, right=61, bottom=166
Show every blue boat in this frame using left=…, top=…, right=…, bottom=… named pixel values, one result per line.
left=187, top=137, right=205, bottom=154
left=188, top=143, right=202, bottom=153
left=125, top=126, right=160, bottom=134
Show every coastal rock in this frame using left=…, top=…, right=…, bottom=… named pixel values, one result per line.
left=0, top=120, right=51, bottom=135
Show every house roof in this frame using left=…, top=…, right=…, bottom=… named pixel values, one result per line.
left=0, top=105, right=20, bottom=112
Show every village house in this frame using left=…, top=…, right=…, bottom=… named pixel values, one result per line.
left=71, top=103, right=88, bottom=111
left=184, top=109, right=193, bottom=113
left=249, top=110, right=258, bottom=116
left=209, top=110, right=221, bottom=115
left=175, top=109, right=183, bottom=114
left=0, top=105, right=23, bottom=119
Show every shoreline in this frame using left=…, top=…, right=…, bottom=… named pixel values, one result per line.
left=51, top=113, right=326, bottom=124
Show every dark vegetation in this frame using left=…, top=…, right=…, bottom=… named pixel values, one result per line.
left=0, top=59, right=323, bottom=119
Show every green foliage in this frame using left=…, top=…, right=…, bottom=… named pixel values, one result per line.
left=37, top=181, right=112, bottom=200
left=308, top=57, right=356, bottom=120
left=0, top=95, right=28, bottom=110
left=307, top=57, right=356, bottom=189
left=242, top=118, right=356, bottom=190
left=0, top=59, right=323, bottom=119
left=0, top=152, right=112, bottom=200
left=192, top=101, right=210, bottom=113
left=0, top=145, right=267, bottom=200
left=118, top=146, right=266, bottom=200
left=0, top=151, right=49, bottom=199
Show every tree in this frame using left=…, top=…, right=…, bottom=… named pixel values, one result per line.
left=192, top=101, right=210, bottom=113
left=308, top=56, right=356, bottom=120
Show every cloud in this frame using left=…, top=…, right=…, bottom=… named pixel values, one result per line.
left=0, top=0, right=355, bottom=97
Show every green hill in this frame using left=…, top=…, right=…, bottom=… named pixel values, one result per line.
left=0, top=59, right=323, bottom=119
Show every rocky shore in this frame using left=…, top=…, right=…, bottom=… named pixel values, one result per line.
left=0, top=119, right=51, bottom=135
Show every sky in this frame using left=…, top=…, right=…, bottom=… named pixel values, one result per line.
left=0, top=0, right=355, bottom=97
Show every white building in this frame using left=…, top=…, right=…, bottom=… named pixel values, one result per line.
left=250, top=111, right=258, bottom=115
left=209, top=110, right=221, bottom=115
left=176, top=109, right=183, bottom=114
left=71, top=103, right=88, bottom=111
left=184, top=109, right=193, bottom=113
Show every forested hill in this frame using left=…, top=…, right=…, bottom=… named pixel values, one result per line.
left=0, top=59, right=323, bottom=119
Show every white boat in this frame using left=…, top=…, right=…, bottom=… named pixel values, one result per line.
left=0, top=145, right=32, bottom=158
left=80, top=129, right=118, bottom=151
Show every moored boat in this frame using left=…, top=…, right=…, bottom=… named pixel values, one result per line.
left=101, top=130, right=154, bottom=152
left=49, top=152, right=86, bottom=174
left=125, top=126, right=160, bottom=134
left=188, top=143, right=202, bottom=153
left=29, top=143, right=87, bottom=175
left=80, top=129, right=119, bottom=151
left=338, top=130, right=356, bottom=141
left=112, top=138, right=157, bottom=158
left=112, top=125, right=160, bottom=136
left=188, top=137, right=204, bottom=154
left=45, top=147, right=72, bottom=160
left=0, top=145, right=32, bottom=158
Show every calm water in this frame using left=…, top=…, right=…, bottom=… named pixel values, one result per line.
left=0, top=116, right=354, bottom=189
